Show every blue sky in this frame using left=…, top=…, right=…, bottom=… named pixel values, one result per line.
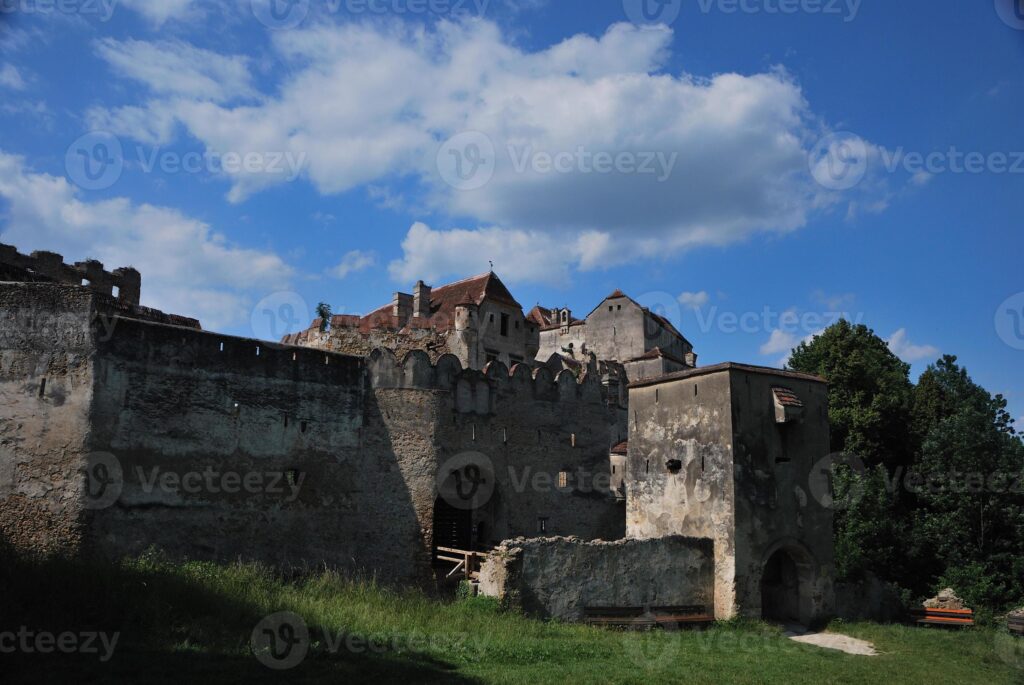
left=0, top=0, right=1022, bottom=423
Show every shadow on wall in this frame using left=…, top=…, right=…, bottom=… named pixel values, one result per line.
left=0, top=534, right=480, bottom=683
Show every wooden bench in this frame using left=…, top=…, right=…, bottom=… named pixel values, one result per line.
left=910, top=607, right=975, bottom=627
left=584, top=605, right=714, bottom=629
left=1009, top=614, right=1023, bottom=636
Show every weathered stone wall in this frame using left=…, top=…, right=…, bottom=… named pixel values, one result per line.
left=368, top=350, right=626, bottom=549
left=2, top=284, right=624, bottom=584
left=626, top=370, right=737, bottom=618
left=478, top=536, right=714, bottom=621
left=626, top=364, right=834, bottom=624
left=0, top=284, right=97, bottom=556
left=728, top=369, right=834, bottom=625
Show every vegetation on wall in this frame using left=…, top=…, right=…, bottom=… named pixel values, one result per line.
left=788, top=321, right=1024, bottom=612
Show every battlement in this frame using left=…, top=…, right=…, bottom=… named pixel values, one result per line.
left=367, top=348, right=604, bottom=410
left=0, top=243, right=141, bottom=305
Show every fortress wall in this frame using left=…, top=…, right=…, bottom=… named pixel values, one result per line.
left=369, top=350, right=626, bottom=548
left=84, top=315, right=437, bottom=582
left=0, top=284, right=97, bottom=556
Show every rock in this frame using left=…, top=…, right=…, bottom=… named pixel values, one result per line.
left=923, top=588, right=966, bottom=610
left=1009, top=607, right=1024, bottom=619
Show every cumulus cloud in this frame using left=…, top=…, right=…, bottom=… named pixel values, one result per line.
left=389, top=222, right=574, bottom=286
left=89, top=18, right=883, bottom=280
left=887, top=328, right=939, bottom=364
left=0, top=152, right=292, bottom=329
left=678, top=291, right=710, bottom=309
left=330, top=250, right=376, bottom=279
left=761, top=326, right=824, bottom=367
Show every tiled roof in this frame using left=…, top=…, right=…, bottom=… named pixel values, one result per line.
left=772, top=386, right=804, bottom=408
left=353, top=272, right=522, bottom=334
left=611, top=441, right=629, bottom=455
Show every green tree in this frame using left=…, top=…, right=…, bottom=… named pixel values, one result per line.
left=316, top=302, right=332, bottom=333
left=788, top=319, right=915, bottom=469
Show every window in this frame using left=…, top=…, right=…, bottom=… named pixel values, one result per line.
left=558, top=471, right=569, bottom=489
left=515, top=320, right=520, bottom=330
left=286, top=469, right=302, bottom=487
left=617, top=305, right=621, bottom=310
left=500, top=313, right=510, bottom=336
left=538, top=517, right=549, bottom=534
left=609, top=306, right=613, bottom=312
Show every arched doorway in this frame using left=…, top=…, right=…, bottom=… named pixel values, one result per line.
left=761, top=549, right=801, bottom=623
left=760, top=542, right=818, bottom=626
left=432, top=495, right=473, bottom=552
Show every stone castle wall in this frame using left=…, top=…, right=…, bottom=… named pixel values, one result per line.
left=0, top=283, right=623, bottom=585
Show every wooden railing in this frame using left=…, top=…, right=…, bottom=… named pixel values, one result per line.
left=435, top=547, right=489, bottom=581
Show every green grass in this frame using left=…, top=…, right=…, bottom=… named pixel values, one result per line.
left=1, top=550, right=1021, bottom=684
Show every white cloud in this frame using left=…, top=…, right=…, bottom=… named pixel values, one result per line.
left=887, top=328, right=939, bottom=364
left=87, top=19, right=876, bottom=275
left=0, top=64, right=25, bottom=90
left=117, top=0, right=198, bottom=25
left=760, top=329, right=800, bottom=356
left=93, top=38, right=254, bottom=103
left=0, top=152, right=292, bottom=330
left=330, top=250, right=376, bottom=279
left=678, top=291, right=709, bottom=309
left=389, top=222, right=574, bottom=286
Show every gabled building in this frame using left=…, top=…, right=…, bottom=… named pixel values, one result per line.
left=533, top=290, right=697, bottom=381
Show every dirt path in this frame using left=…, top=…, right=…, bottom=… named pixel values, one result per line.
left=783, top=626, right=878, bottom=656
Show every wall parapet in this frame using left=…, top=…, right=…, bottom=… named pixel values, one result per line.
left=0, top=243, right=142, bottom=305
left=366, top=348, right=604, bottom=407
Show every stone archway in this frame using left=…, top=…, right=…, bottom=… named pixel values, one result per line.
left=760, top=541, right=818, bottom=627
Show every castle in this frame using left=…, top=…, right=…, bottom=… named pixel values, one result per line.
left=0, top=244, right=836, bottom=626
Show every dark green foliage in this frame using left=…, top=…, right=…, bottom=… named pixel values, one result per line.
left=788, top=325, right=1024, bottom=612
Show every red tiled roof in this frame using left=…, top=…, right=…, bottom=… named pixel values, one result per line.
left=772, top=386, right=804, bottom=408
left=358, top=272, right=522, bottom=333
left=611, top=441, right=629, bottom=455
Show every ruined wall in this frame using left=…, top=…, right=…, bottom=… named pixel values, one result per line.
left=626, top=370, right=737, bottom=618
left=478, top=536, right=714, bottom=621
left=0, top=243, right=141, bottom=305
left=0, top=284, right=97, bottom=556
left=287, top=324, right=451, bottom=363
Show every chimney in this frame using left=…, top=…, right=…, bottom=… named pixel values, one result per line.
left=413, top=280, right=432, bottom=318
left=685, top=352, right=698, bottom=368
left=392, top=291, right=413, bottom=322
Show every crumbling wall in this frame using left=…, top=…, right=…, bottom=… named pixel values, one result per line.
left=478, top=536, right=714, bottom=621
left=0, top=284, right=97, bottom=556
left=0, top=243, right=141, bottom=305
left=626, top=371, right=737, bottom=618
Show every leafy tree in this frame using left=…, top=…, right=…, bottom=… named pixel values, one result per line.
left=316, top=302, right=332, bottom=333
left=788, top=320, right=915, bottom=470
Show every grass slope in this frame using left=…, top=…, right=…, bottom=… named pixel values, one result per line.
left=1, top=551, right=1020, bottom=684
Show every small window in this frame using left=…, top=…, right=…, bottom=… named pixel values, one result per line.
left=38, top=378, right=46, bottom=397
left=489, top=314, right=495, bottom=323
left=558, top=471, right=569, bottom=489
left=286, top=469, right=302, bottom=487
left=500, top=313, right=510, bottom=336
left=300, top=421, right=308, bottom=433
left=617, top=305, right=622, bottom=311
left=538, top=517, right=549, bottom=534
left=608, top=306, right=613, bottom=312
left=515, top=320, right=520, bottom=330
left=666, top=459, right=683, bottom=473
left=612, top=465, right=616, bottom=474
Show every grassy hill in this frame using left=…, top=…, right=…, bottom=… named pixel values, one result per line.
left=1, top=550, right=1020, bottom=684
